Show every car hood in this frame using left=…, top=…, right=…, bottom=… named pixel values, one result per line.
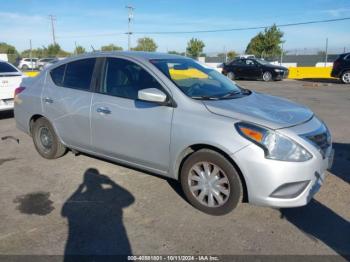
left=203, top=92, right=313, bottom=129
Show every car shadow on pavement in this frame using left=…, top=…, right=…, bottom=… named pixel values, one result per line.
left=0, top=110, right=14, bottom=119
left=280, top=199, right=350, bottom=258
left=61, top=168, right=135, bottom=261
left=296, top=78, right=342, bottom=85
left=330, top=143, right=350, bottom=184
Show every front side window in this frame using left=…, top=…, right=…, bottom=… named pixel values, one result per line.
left=0, top=62, right=18, bottom=73
left=101, top=57, right=163, bottom=100
left=150, top=58, right=246, bottom=99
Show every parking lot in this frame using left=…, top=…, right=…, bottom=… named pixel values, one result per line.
left=0, top=79, right=349, bottom=258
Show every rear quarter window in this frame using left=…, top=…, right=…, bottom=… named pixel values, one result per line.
left=50, top=64, right=66, bottom=86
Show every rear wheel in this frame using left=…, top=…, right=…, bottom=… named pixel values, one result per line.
left=32, top=118, right=66, bottom=159
left=180, top=149, right=242, bottom=215
left=341, top=71, right=350, bottom=84
left=262, top=71, right=272, bottom=81
left=227, top=72, right=235, bottom=80
left=21, top=65, right=28, bottom=71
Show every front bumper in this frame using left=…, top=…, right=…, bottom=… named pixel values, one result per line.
left=230, top=118, right=333, bottom=208
left=275, top=70, right=289, bottom=80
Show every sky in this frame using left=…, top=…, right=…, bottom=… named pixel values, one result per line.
left=1, top=0, right=350, bottom=54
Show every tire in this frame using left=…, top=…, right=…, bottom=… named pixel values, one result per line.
left=341, top=71, right=350, bottom=84
left=227, top=72, right=235, bottom=80
left=180, top=149, right=242, bottom=215
left=32, top=118, right=66, bottom=159
left=262, top=71, right=272, bottom=82
left=21, top=65, right=28, bottom=71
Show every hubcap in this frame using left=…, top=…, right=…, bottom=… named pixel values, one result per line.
left=263, top=72, right=271, bottom=81
left=188, top=162, right=230, bottom=207
left=343, top=72, right=350, bottom=83
left=227, top=72, right=234, bottom=80
left=38, top=127, right=53, bottom=152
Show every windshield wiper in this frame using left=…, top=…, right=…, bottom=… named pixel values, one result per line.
left=219, top=91, right=242, bottom=98
left=191, top=95, right=221, bottom=100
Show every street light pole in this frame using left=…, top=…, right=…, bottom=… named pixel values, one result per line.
left=126, top=6, right=134, bottom=51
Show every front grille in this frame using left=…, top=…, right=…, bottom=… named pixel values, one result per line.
left=303, top=126, right=331, bottom=158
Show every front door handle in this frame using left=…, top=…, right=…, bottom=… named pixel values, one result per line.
left=96, top=107, right=111, bottom=115
left=43, top=97, right=53, bottom=104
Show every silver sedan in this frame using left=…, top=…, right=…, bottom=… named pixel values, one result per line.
left=14, top=52, right=334, bottom=215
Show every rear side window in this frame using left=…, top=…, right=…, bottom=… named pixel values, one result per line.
left=63, top=58, right=96, bottom=90
left=0, top=62, right=17, bottom=73
left=50, top=64, right=66, bottom=86
left=50, top=58, right=96, bottom=91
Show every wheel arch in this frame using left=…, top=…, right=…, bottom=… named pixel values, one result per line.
left=176, top=143, right=249, bottom=202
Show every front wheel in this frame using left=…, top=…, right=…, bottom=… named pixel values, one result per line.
left=341, top=71, right=350, bottom=84
left=32, top=118, right=66, bottom=159
left=262, top=71, right=272, bottom=82
left=180, top=149, right=242, bottom=215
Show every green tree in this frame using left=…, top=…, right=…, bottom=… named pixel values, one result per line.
left=47, top=43, right=61, bottom=57
left=21, top=47, right=48, bottom=58
left=0, top=42, right=19, bottom=64
left=101, top=44, right=123, bottom=51
left=245, top=24, right=284, bottom=58
left=227, top=50, right=238, bottom=61
left=74, top=45, right=86, bottom=54
left=186, top=38, right=205, bottom=58
left=132, top=37, right=158, bottom=52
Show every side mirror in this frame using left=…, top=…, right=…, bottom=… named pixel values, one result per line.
left=138, top=88, right=167, bottom=104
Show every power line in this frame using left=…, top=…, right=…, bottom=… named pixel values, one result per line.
left=56, top=17, right=350, bottom=39
left=134, top=17, right=350, bottom=34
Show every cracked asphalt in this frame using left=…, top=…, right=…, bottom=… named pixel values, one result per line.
left=0, top=79, right=349, bottom=259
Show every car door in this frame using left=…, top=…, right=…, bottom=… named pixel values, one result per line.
left=91, top=57, right=173, bottom=173
left=229, top=59, right=245, bottom=77
left=42, top=58, right=97, bottom=149
left=242, top=59, right=261, bottom=79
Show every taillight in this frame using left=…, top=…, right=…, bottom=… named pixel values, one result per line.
left=14, top=87, right=25, bottom=97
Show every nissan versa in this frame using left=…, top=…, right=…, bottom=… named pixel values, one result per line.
left=14, top=52, right=334, bottom=215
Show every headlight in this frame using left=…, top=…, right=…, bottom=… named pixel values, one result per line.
left=274, top=69, right=284, bottom=73
left=235, top=122, right=312, bottom=162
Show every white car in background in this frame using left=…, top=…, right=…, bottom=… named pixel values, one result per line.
left=37, top=58, right=57, bottom=70
left=0, top=60, right=24, bottom=111
left=18, top=58, right=38, bottom=70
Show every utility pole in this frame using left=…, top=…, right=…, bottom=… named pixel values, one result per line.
left=29, top=39, right=33, bottom=71
left=49, top=15, right=56, bottom=45
left=325, top=37, right=328, bottom=67
left=280, top=43, right=284, bottom=66
left=125, top=6, right=134, bottom=51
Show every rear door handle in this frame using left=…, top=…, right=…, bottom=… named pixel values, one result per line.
left=96, top=107, right=111, bottom=115
left=43, top=97, right=53, bottom=104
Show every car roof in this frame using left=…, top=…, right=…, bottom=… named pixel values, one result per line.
left=56, top=51, right=186, bottom=62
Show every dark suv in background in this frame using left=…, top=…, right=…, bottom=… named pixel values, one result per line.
left=222, top=58, right=289, bottom=81
left=331, top=53, right=350, bottom=84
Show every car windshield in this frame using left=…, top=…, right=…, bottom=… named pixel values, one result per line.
left=150, top=58, right=247, bottom=99
left=255, top=59, right=271, bottom=65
